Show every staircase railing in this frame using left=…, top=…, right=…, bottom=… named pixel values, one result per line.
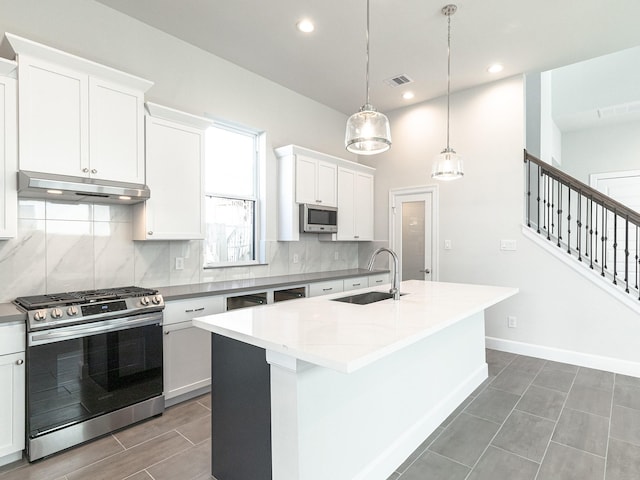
left=524, top=149, right=640, bottom=301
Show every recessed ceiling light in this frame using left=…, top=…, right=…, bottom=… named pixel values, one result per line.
left=487, top=63, right=504, bottom=74
left=402, top=91, right=415, bottom=100
left=296, top=19, right=315, bottom=33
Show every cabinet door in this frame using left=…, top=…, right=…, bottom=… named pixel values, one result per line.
left=164, top=295, right=224, bottom=326
left=316, top=160, right=337, bottom=206
left=354, top=172, right=374, bottom=240
left=88, top=78, right=145, bottom=183
left=295, top=155, right=317, bottom=204
left=17, top=55, right=89, bottom=176
left=336, top=168, right=356, bottom=240
left=0, top=75, right=17, bottom=239
left=0, top=352, right=25, bottom=459
left=163, top=321, right=211, bottom=401
left=134, top=116, right=205, bottom=240
left=308, top=279, right=344, bottom=297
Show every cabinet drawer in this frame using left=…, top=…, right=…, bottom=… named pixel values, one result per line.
left=0, top=324, right=25, bottom=356
left=308, top=280, right=344, bottom=297
left=343, top=277, right=368, bottom=291
left=368, top=273, right=390, bottom=288
left=164, top=296, right=225, bottom=325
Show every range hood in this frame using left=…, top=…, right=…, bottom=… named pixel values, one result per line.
left=18, top=171, right=150, bottom=204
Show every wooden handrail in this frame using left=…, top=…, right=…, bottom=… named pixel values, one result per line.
left=524, top=149, right=640, bottom=227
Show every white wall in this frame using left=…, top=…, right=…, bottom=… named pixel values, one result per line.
left=0, top=0, right=360, bottom=300
left=361, top=75, right=640, bottom=372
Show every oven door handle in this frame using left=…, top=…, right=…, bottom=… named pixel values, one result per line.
left=29, top=313, right=163, bottom=346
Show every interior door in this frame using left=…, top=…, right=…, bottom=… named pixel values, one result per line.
left=390, top=187, right=438, bottom=281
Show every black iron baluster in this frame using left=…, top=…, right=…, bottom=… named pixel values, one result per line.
left=542, top=175, right=548, bottom=232
left=587, top=197, right=592, bottom=265
left=557, top=181, right=563, bottom=248
left=602, top=205, right=607, bottom=277
left=613, top=210, right=618, bottom=285
left=551, top=180, right=555, bottom=235
left=624, top=216, right=629, bottom=293
left=537, top=165, right=542, bottom=234
left=577, top=191, right=582, bottom=261
left=525, top=156, right=531, bottom=228
left=567, top=188, right=572, bottom=254
left=594, top=202, right=599, bottom=266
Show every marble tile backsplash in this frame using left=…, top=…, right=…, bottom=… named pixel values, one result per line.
left=0, top=199, right=371, bottom=303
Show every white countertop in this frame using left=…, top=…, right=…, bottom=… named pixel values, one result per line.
left=193, top=280, right=518, bottom=373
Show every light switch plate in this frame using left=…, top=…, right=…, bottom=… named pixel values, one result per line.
left=500, top=239, right=517, bottom=251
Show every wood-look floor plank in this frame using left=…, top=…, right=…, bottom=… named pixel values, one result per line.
left=121, top=471, right=153, bottom=480
left=146, top=439, right=211, bottom=480
left=176, top=414, right=211, bottom=445
left=113, top=400, right=210, bottom=449
left=66, top=431, right=191, bottom=480
left=196, top=394, right=211, bottom=411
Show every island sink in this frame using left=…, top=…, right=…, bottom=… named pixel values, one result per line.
left=332, top=291, right=405, bottom=305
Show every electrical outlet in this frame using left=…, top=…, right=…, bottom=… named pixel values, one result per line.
left=293, top=254, right=299, bottom=264
left=500, top=239, right=517, bottom=251
left=175, top=257, right=184, bottom=270
left=444, top=239, right=452, bottom=250
left=507, top=316, right=517, bottom=328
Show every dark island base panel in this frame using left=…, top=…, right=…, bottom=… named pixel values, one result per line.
left=212, top=334, right=272, bottom=480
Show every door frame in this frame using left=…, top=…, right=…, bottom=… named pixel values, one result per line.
left=389, top=185, right=439, bottom=281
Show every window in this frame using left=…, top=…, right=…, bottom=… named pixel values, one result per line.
left=203, top=123, right=261, bottom=267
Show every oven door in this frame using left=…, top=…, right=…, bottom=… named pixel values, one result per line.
left=26, top=312, right=163, bottom=442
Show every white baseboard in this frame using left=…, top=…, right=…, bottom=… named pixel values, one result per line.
left=486, top=336, right=640, bottom=377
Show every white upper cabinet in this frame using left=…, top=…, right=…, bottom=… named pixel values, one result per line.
left=6, top=34, right=152, bottom=184
left=295, top=155, right=337, bottom=207
left=275, top=144, right=374, bottom=241
left=337, top=167, right=374, bottom=241
left=133, top=102, right=211, bottom=240
left=0, top=59, right=17, bottom=239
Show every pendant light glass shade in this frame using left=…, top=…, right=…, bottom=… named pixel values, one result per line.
left=345, top=0, right=391, bottom=155
left=431, top=147, right=464, bottom=180
left=345, top=104, right=391, bottom=155
left=432, top=4, right=464, bottom=180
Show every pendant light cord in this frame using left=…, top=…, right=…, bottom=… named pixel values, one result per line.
left=365, top=0, right=371, bottom=107
left=446, top=11, right=451, bottom=150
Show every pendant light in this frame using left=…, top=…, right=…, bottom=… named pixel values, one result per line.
left=431, top=4, right=464, bottom=180
left=345, top=0, right=392, bottom=155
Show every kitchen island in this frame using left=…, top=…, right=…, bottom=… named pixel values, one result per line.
left=193, top=279, right=518, bottom=480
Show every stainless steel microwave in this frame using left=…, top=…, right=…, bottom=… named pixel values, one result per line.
left=300, top=204, right=338, bottom=233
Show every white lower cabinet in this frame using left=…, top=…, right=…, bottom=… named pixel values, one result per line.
left=163, top=296, right=224, bottom=405
left=0, top=324, right=25, bottom=466
left=368, top=273, right=390, bottom=287
left=343, top=276, right=368, bottom=291
left=308, top=280, right=344, bottom=297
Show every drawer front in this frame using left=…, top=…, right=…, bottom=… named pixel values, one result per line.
left=308, top=280, right=344, bottom=297
left=164, top=296, right=225, bottom=325
left=0, top=324, right=25, bottom=356
left=368, top=273, right=390, bottom=288
left=343, top=276, right=368, bottom=291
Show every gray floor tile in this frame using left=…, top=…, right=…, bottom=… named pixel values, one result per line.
left=147, top=438, right=211, bottom=480
left=464, top=387, right=520, bottom=424
left=516, top=385, right=566, bottom=421
left=396, top=427, right=443, bottom=473
left=532, top=368, right=575, bottom=393
left=467, top=446, right=539, bottom=480
left=614, top=383, right=640, bottom=411
left=509, top=355, right=546, bottom=375
left=440, top=396, right=473, bottom=429
left=486, top=349, right=516, bottom=377
left=615, top=373, right=640, bottom=388
left=565, top=383, right=612, bottom=417
left=429, top=413, right=500, bottom=467
left=537, top=442, right=605, bottom=480
left=470, top=376, right=493, bottom=397
left=399, top=452, right=469, bottom=480
left=491, top=410, right=555, bottom=462
left=552, top=408, right=608, bottom=456
left=606, top=438, right=640, bottom=480
left=611, top=405, right=640, bottom=445
left=543, top=360, right=579, bottom=374
left=574, top=367, right=614, bottom=391
left=386, top=473, right=401, bottom=480
left=490, top=366, right=536, bottom=396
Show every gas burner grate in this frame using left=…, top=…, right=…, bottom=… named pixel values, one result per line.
left=14, top=286, right=158, bottom=310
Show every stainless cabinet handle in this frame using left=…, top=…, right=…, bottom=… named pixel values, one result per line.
left=164, top=331, right=170, bottom=335
left=419, top=269, right=431, bottom=274
left=82, top=168, right=89, bottom=173
left=354, top=235, right=360, bottom=239
left=352, top=283, right=361, bottom=287
left=16, top=359, right=24, bottom=365
left=316, top=199, right=322, bottom=203
left=148, top=231, right=153, bottom=235
left=194, top=307, right=205, bottom=312
left=375, top=280, right=383, bottom=283
left=322, top=287, right=333, bottom=291
left=91, top=169, right=97, bottom=174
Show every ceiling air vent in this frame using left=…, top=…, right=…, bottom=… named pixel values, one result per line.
left=384, top=74, right=414, bottom=88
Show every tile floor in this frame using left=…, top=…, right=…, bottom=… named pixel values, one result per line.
left=1, top=350, right=639, bottom=480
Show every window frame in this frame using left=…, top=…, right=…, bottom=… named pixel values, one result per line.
left=203, top=122, right=263, bottom=269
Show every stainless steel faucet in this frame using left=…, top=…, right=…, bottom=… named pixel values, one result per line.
left=367, top=247, right=400, bottom=300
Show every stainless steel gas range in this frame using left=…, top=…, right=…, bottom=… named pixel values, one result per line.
left=14, top=286, right=165, bottom=461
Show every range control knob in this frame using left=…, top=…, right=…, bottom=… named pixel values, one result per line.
left=33, top=310, right=47, bottom=321
left=51, top=308, right=63, bottom=319
left=67, top=306, right=79, bottom=316
left=151, top=295, right=162, bottom=305
left=140, top=296, right=150, bottom=306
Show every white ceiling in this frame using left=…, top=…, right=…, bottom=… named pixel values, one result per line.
left=95, top=0, right=640, bottom=116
